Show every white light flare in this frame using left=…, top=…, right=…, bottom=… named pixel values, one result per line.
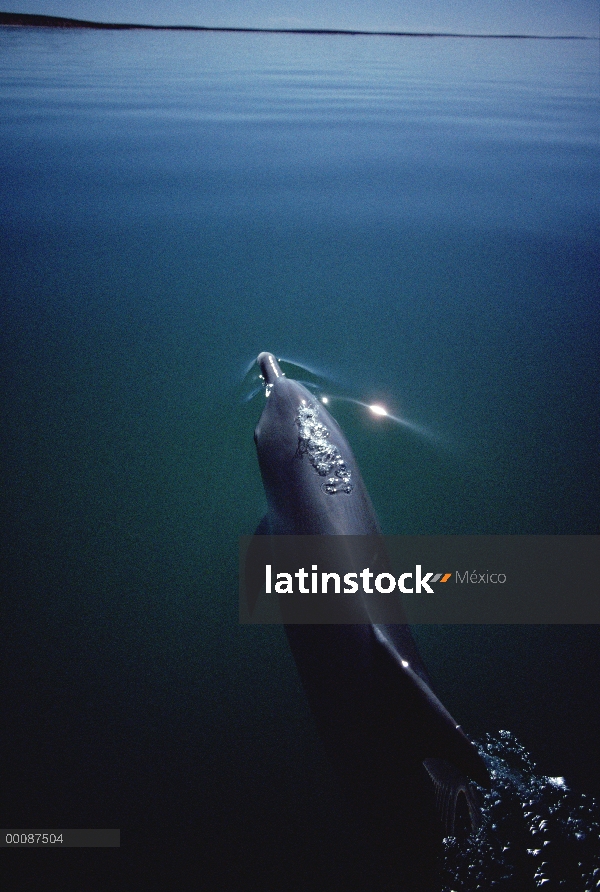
left=319, top=394, right=438, bottom=443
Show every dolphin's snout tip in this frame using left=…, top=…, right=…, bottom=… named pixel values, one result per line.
left=257, top=352, right=284, bottom=385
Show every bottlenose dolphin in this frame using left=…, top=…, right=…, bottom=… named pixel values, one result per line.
left=253, top=352, right=489, bottom=888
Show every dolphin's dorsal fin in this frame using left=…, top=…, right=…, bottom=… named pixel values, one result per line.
left=423, top=757, right=484, bottom=837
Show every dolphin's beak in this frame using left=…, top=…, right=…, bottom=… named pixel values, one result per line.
left=257, top=352, right=284, bottom=385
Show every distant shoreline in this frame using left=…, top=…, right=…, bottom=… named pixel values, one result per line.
left=0, top=11, right=595, bottom=39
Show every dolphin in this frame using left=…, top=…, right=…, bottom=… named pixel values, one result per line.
left=252, top=352, right=489, bottom=888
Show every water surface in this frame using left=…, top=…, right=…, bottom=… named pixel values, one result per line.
left=1, top=27, right=598, bottom=889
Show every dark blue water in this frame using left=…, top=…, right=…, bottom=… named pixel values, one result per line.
left=1, top=26, right=599, bottom=890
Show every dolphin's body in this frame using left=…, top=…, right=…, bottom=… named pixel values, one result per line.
left=253, top=352, right=488, bottom=889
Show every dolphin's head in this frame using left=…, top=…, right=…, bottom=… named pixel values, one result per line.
left=254, top=353, right=323, bottom=529
left=254, top=352, right=380, bottom=535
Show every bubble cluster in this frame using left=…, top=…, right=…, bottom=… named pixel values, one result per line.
left=295, top=402, right=353, bottom=495
left=442, top=730, right=600, bottom=891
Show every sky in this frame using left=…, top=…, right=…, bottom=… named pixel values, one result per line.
left=2, top=0, right=599, bottom=37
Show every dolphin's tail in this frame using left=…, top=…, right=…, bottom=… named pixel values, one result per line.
left=423, top=757, right=485, bottom=838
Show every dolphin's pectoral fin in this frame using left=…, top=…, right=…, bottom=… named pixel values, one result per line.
left=423, top=757, right=484, bottom=838
left=244, top=516, right=271, bottom=616
left=254, top=515, right=271, bottom=537
left=372, top=625, right=490, bottom=789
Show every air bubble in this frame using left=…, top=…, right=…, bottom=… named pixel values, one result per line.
left=442, top=731, right=600, bottom=892
left=296, top=400, right=353, bottom=495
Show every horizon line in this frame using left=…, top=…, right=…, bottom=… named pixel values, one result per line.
left=0, top=12, right=596, bottom=40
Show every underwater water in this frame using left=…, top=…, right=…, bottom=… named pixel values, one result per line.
left=1, top=25, right=599, bottom=890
